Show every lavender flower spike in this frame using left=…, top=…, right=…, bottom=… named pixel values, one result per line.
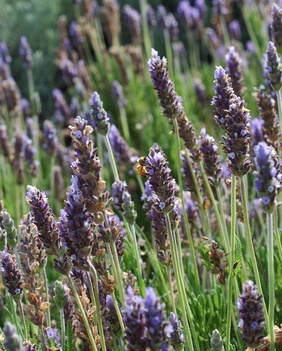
left=225, top=46, right=244, bottom=98
left=144, top=287, right=169, bottom=351
left=19, top=36, right=32, bottom=69
left=3, top=321, right=23, bottom=351
left=123, top=286, right=147, bottom=351
left=148, top=49, right=198, bottom=155
left=254, top=141, right=282, bottom=213
left=168, top=312, right=185, bottom=350
left=266, top=41, right=282, bottom=92
left=211, top=66, right=234, bottom=131
left=26, top=185, right=61, bottom=256
left=90, top=91, right=110, bottom=136
left=237, top=280, right=265, bottom=348
left=271, top=3, right=282, bottom=55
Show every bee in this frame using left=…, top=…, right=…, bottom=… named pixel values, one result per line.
left=135, top=156, right=149, bottom=178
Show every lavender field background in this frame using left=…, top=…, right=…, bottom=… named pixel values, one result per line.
left=0, top=0, right=282, bottom=350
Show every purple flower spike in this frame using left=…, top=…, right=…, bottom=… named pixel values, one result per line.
left=123, top=286, right=147, bottom=351
left=90, top=92, right=110, bottom=136
left=26, top=185, right=61, bottom=256
left=144, top=287, right=169, bottom=351
left=19, top=36, right=32, bottom=69
left=270, top=3, right=282, bottom=55
left=112, top=80, right=127, bottom=107
left=1, top=248, right=23, bottom=300
left=266, top=41, right=282, bottom=91
left=254, top=141, right=281, bottom=213
left=237, top=280, right=265, bottom=348
left=168, top=312, right=185, bottom=349
left=229, top=20, right=241, bottom=40
left=211, top=66, right=234, bottom=131
left=123, top=5, right=142, bottom=44
left=225, top=46, right=244, bottom=98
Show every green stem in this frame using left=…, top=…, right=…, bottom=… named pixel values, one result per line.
left=111, top=292, right=125, bottom=334
left=199, top=162, right=229, bottom=251
left=240, top=176, right=269, bottom=327
left=118, top=103, right=130, bottom=142
left=17, top=300, right=28, bottom=340
left=165, top=214, right=195, bottom=351
left=104, top=135, right=119, bottom=181
left=165, top=265, right=177, bottom=315
left=172, top=118, right=200, bottom=294
left=86, top=272, right=98, bottom=325
left=67, top=274, right=98, bottom=351
left=267, top=213, right=275, bottom=351
left=43, top=264, right=51, bottom=328
left=107, top=241, right=125, bottom=306
left=129, top=223, right=144, bottom=296
left=225, top=174, right=236, bottom=351
left=60, top=308, right=66, bottom=351
left=273, top=211, right=282, bottom=262
left=89, top=262, right=107, bottom=351
left=138, top=0, right=151, bottom=61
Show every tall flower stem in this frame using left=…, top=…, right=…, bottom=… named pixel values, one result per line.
left=225, top=174, right=237, bottom=351
left=107, top=241, right=125, bottom=306
left=199, top=162, right=229, bottom=251
left=165, top=265, right=177, bottom=315
left=104, top=135, right=119, bottom=181
left=17, top=300, right=28, bottom=340
left=86, top=272, right=98, bottom=325
left=118, top=104, right=130, bottom=142
left=267, top=213, right=275, bottom=351
left=172, top=119, right=201, bottom=294
left=42, top=265, right=51, bottom=328
left=274, top=211, right=282, bottom=262
left=89, top=262, right=107, bottom=351
left=240, top=176, right=269, bottom=327
left=138, top=0, right=151, bottom=61
left=164, top=213, right=195, bottom=351
left=67, top=274, right=98, bottom=351
left=60, top=308, right=66, bottom=351
left=111, top=292, right=125, bottom=334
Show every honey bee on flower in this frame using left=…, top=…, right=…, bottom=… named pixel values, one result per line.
left=135, top=156, right=149, bottom=178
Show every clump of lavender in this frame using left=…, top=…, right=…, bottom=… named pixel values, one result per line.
left=1, top=248, right=23, bottom=300
left=112, top=180, right=137, bottom=224
left=229, top=20, right=241, bottom=40
left=266, top=41, right=282, bottom=92
left=19, top=36, right=32, bottom=69
left=211, top=66, right=234, bottom=131
left=26, top=186, right=61, bottom=256
left=253, top=141, right=282, bottom=213
left=168, top=313, right=185, bottom=350
left=123, top=286, right=170, bottom=351
left=225, top=46, right=244, bottom=98
left=3, top=321, right=23, bottom=351
left=270, top=3, right=282, bottom=55
left=123, top=5, right=142, bottom=44
left=148, top=49, right=199, bottom=157
left=198, top=128, right=222, bottom=187
left=237, top=280, right=265, bottom=348
left=112, top=80, right=127, bottom=108
left=90, top=91, right=110, bottom=136
left=144, top=287, right=169, bottom=350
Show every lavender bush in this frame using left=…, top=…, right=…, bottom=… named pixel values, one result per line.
left=1, top=1, right=282, bottom=351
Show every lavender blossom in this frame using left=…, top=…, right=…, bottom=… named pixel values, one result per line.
left=165, top=13, right=179, bottom=42
left=221, top=94, right=252, bottom=177
left=156, top=5, right=167, bottom=28
left=212, top=0, right=229, bottom=16
left=147, top=5, right=156, bottom=28
left=168, top=313, right=184, bottom=350
left=112, top=180, right=137, bottom=224
left=23, top=134, right=39, bottom=177
left=1, top=248, right=23, bottom=300
left=102, top=0, right=121, bottom=46
left=108, top=124, right=138, bottom=166
left=69, top=21, right=84, bottom=48
left=266, top=41, right=282, bottom=91
left=19, top=36, right=32, bottom=69
left=144, top=287, right=169, bottom=351
left=90, top=92, right=110, bottom=136
left=58, top=56, right=78, bottom=86
left=13, top=130, right=25, bottom=184
left=255, top=85, right=280, bottom=148
left=148, top=49, right=198, bottom=155
left=270, top=3, right=282, bottom=55
left=0, top=124, right=12, bottom=162
left=177, top=1, right=200, bottom=30
left=112, top=80, right=127, bottom=107
left=211, top=66, right=234, bottom=131
left=53, top=88, right=71, bottom=126
left=3, top=322, right=23, bottom=351
left=237, top=280, right=265, bottom=347
left=123, top=5, right=142, bottom=44
left=20, top=98, right=31, bottom=119
left=210, top=329, right=224, bottom=351
left=0, top=42, right=12, bottom=65
left=254, top=141, right=282, bottom=213
left=193, top=78, right=208, bottom=108
left=225, top=46, right=245, bottom=98
left=42, top=120, right=59, bottom=156
left=2, top=210, right=18, bottom=247
left=250, top=118, right=264, bottom=149
left=2, top=77, right=21, bottom=113
left=123, top=286, right=147, bottom=351
left=59, top=175, right=94, bottom=270
left=26, top=185, right=61, bottom=255
left=198, top=128, right=222, bottom=187
left=229, top=20, right=241, bottom=40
